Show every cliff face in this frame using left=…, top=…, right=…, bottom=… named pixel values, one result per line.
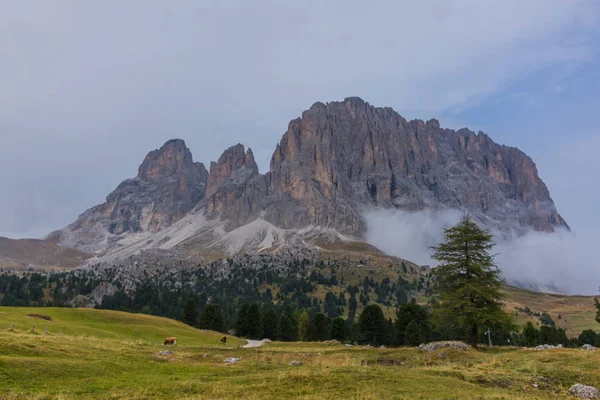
left=58, top=139, right=208, bottom=252
left=261, top=97, right=566, bottom=235
left=204, top=144, right=269, bottom=231
left=53, top=97, right=566, bottom=258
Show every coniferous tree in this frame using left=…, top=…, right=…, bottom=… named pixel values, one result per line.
left=277, top=312, right=298, bottom=341
left=262, top=308, right=279, bottom=340
left=523, top=321, right=540, bottom=347
left=245, top=303, right=263, bottom=339
left=309, top=313, right=330, bottom=341
left=396, top=303, right=430, bottom=346
left=236, top=303, right=250, bottom=337
left=404, top=321, right=425, bottom=346
left=199, top=304, right=224, bottom=332
left=357, top=304, right=386, bottom=345
left=182, top=298, right=198, bottom=327
left=430, top=216, right=512, bottom=348
left=579, top=329, right=598, bottom=346
left=330, top=317, right=346, bottom=341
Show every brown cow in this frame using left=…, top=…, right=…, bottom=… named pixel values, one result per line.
left=163, top=337, right=177, bottom=346
left=220, top=336, right=227, bottom=345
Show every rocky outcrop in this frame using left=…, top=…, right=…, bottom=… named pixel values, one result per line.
left=57, top=139, right=208, bottom=253
left=204, top=144, right=268, bottom=230
left=263, top=97, right=567, bottom=235
left=568, top=384, right=600, bottom=398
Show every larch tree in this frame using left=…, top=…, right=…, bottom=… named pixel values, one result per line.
left=430, top=215, right=512, bottom=348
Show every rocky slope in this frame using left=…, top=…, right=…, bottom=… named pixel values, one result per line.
left=0, top=236, right=91, bottom=271
left=54, top=139, right=208, bottom=254
left=4, top=97, right=567, bottom=266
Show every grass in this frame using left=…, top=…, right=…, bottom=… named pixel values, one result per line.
left=0, top=307, right=243, bottom=346
left=503, top=287, right=598, bottom=336
left=2, top=307, right=600, bottom=399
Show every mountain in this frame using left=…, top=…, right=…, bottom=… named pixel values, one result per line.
left=53, top=139, right=209, bottom=254
left=3, top=97, right=567, bottom=267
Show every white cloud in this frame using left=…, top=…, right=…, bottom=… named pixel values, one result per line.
left=363, top=208, right=600, bottom=295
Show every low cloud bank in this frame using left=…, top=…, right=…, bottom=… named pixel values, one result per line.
left=363, top=208, right=600, bottom=295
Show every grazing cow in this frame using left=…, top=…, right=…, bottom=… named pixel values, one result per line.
left=163, top=337, right=177, bottom=346
left=220, top=336, right=227, bottom=345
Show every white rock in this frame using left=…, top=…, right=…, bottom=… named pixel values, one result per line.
left=568, top=383, right=600, bottom=398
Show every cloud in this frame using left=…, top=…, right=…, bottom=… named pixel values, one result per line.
left=363, top=208, right=600, bottom=295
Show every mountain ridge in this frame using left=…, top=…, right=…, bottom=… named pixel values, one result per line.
left=1, top=97, right=567, bottom=268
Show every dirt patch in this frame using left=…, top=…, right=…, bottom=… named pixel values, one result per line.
left=27, top=313, right=52, bottom=321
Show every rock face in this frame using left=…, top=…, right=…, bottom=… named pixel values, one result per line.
left=204, top=144, right=268, bottom=230
left=47, top=97, right=566, bottom=260
left=263, top=97, right=567, bottom=235
left=57, top=139, right=208, bottom=252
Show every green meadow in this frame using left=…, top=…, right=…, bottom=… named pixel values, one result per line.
left=1, top=307, right=599, bottom=399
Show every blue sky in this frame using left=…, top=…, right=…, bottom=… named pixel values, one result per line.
left=0, top=0, right=599, bottom=243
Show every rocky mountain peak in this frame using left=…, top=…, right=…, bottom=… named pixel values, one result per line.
left=137, top=139, right=201, bottom=181
left=206, top=144, right=259, bottom=197
left=57, top=139, right=209, bottom=253
left=50, top=98, right=567, bottom=261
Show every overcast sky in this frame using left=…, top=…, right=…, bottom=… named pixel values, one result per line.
left=1, top=0, right=599, bottom=242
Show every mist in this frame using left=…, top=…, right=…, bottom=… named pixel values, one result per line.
left=363, top=208, right=600, bottom=296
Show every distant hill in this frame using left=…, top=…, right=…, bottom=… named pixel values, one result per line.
left=0, top=236, right=91, bottom=271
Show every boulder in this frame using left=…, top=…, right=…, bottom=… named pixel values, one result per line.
left=582, top=344, right=597, bottom=351
left=568, top=384, right=600, bottom=398
left=534, top=344, right=563, bottom=351
left=289, top=360, right=302, bottom=367
left=224, top=357, right=240, bottom=364
left=158, top=350, right=173, bottom=356
left=419, top=341, right=470, bottom=352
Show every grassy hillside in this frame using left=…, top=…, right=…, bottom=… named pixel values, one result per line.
left=504, top=287, right=598, bottom=336
left=2, top=308, right=600, bottom=399
left=0, top=307, right=243, bottom=346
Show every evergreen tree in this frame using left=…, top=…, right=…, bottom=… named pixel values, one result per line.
left=236, top=303, right=250, bottom=337
left=245, top=303, right=263, bottom=339
left=395, top=303, right=430, bottom=345
left=579, top=329, right=598, bottom=346
left=199, top=304, right=224, bottom=332
left=523, top=321, right=540, bottom=347
left=277, top=312, right=298, bottom=341
left=330, top=317, right=346, bottom=341
left=430, top=216, right=512, bottom=348
left=357, top=304, right=386, bottom=345
left=309, top=313, right=330, bottom=341
left=262, top=308, right=279, bottom=340
left=404, top=321, right=425, bottom=346
left=182, top=298, right=198, bottom=327
left=595, top=298, right=600, bottom=324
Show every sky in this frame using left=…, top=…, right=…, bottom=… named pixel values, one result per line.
left=1, top=1, right=599, bottom=278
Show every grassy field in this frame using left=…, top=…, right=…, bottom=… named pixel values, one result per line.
left=2, top=307, right=600, bottom=399
left=504, top=287, right=598, bottom=336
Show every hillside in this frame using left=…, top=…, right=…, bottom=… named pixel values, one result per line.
left=0, top=307, right=243, bottom=346
left=0, top=237, right=91, bottom=271
left=1, top=307, right=600, bottom=399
